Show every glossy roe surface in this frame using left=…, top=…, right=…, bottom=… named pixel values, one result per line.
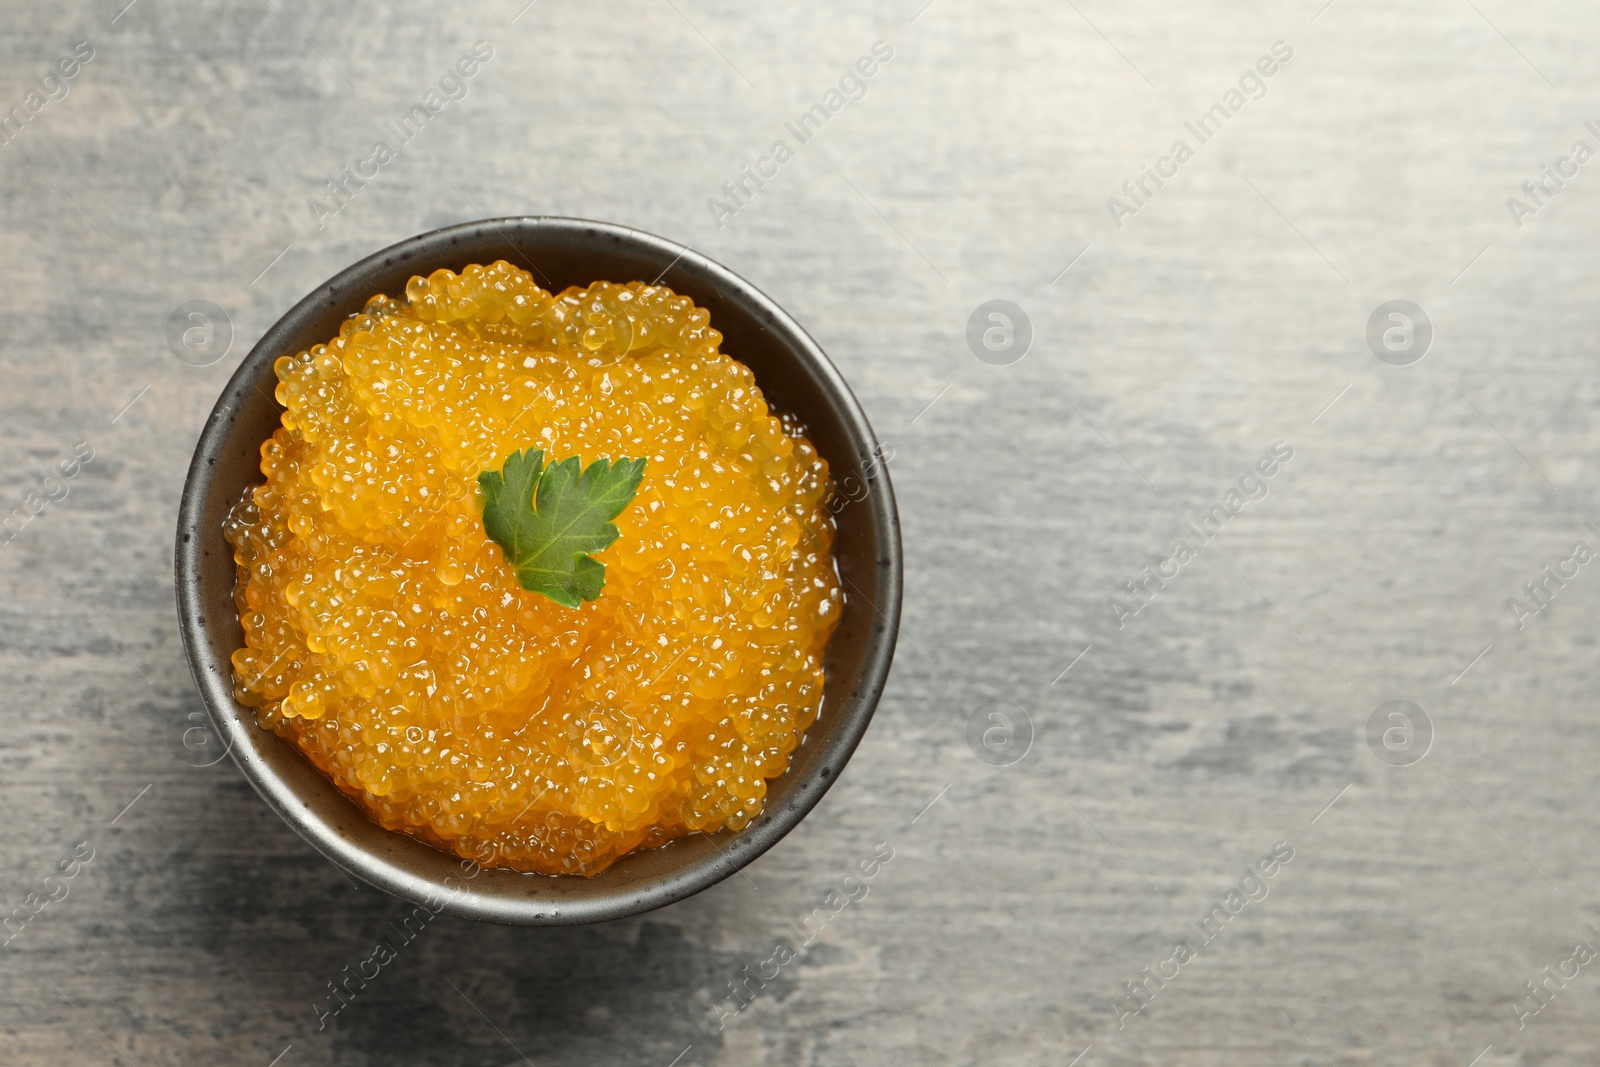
left=224, top=262, right=840, bottom=875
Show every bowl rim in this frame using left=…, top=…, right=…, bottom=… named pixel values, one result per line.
left=174, top=216, right=902, bottom=925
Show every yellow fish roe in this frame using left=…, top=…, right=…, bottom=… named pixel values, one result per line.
left=223, top=261, right=841, bottom=876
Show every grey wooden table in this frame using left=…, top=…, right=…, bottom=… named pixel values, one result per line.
left=3, top=1, right=1598, bottom=1064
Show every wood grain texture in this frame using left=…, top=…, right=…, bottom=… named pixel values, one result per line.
left=1, top=1, right=1598, bottom=1064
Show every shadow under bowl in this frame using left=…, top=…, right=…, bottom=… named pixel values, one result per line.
left=175, top=217, right=902, bottom=926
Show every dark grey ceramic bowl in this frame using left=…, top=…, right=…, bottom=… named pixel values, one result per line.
left=175, top=218, right=901, bottom=926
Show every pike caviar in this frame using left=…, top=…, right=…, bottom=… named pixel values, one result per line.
left=223, top=262, right=841, bottom=876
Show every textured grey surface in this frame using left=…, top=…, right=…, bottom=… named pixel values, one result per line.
left=2, top=1, right=1598, bottom=1065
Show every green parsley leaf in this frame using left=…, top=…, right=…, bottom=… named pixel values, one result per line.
left=478, top=448, right=647, bottom=609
